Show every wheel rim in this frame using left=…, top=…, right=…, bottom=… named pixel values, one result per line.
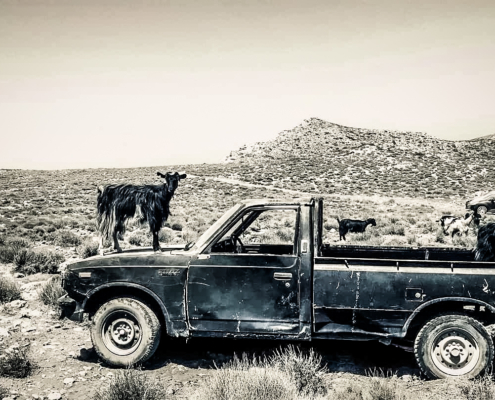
left=101, top=311, right=143, bottom=356
left=477, top=206, right=488, bottom=216
left=431, top=328, right=480, bottom=376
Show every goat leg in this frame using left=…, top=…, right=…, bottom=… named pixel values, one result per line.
left=153, top=231, right=162, bottom=252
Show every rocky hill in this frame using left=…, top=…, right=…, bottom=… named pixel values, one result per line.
left=221, top=118, right=495, bottom=198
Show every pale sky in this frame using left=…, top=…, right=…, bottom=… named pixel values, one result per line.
left=1, top=0, right=494, bottom=169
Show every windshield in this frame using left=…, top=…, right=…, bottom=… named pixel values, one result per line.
left=186, top=203, right=244, bottom=252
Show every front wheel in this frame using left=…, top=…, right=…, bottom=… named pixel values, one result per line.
left=91, top=297, right=161, bottom=367
left=414, top=314, right=494, bottom=379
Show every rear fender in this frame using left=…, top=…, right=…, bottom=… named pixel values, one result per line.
left=402, top=297, right=495, bottom=336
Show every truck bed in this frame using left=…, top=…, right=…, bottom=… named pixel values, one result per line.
left=320, top=244, right=475, bottom=262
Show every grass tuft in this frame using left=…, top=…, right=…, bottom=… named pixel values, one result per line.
left=195, top=346, right=327, bottom=400
left=460, top=375, right=495, bottom=400
left=12, top=248, right=65, bottom=275
left=92, top=368, right=166, bottom=400
left=77, top=239, right=99, bottom=258
left=0, top=275, right=22, bottom=304
left=46, top=229, right=82, bottom=247
left=38, top=275, right=66, bottom=308
left=0, top=342, right=34, bottom=378
left=269, top=345, right=327, bottom=396
left=0, top=385, right=8, bottom=399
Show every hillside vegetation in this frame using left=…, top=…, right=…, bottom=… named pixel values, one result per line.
left=223, top=118, right=495, bottom=198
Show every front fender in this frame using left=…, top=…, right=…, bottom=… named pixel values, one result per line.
left=83, top=282, right=188, bottom=337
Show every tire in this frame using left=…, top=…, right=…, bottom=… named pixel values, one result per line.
left=414, top=314, right=494, bottom=379
left=477, top=206, right=488, bottom=216
left=91, top=297, right=161, bottom=367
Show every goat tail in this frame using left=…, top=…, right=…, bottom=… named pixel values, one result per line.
left=336, top=216, right=340, bottom=223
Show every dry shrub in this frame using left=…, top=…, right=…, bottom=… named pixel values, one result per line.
left=38, top=275, right=66, bottom=308
left=460, top=375, right=495, bottom=400
left=77, top=239, right=99, bottom=258
left=368, top=378, right=406, bottom=400
left=334, top=382, right=364, bottom=400
left=12, top=248, right=65, bottom=275
left=47, top=229, right=82, bottom=247
left=158, top=228, right=176, bottom=243
left=93, top=369, right=166, bottom=400
left=128, top=231, right=151, bottom=247
left=0, top=275, right=22, bottom=303
left=195, top=347, right=327, bottom=400
left=0, top=341, right=34, bottom=378
left=0, top=236, right=31, bottom=264
left=269, top=345, right=327, bottom=396
left=195, top=355, right=298, bottom=400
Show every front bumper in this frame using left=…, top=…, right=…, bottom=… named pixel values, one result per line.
left=58, top=294, right=84, bottom=322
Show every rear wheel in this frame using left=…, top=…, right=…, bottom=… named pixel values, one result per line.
left=476, top=206, right=488, bottom=216
left=91, top=297, right=161, bottom=367
left=414, top=314, right=493, bottom=379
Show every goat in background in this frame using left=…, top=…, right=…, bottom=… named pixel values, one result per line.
left=442, top=212, right=480, bottom=238
left=337, top=217, right=376, bottom=241
left=96, top=171, right=187, bottom=255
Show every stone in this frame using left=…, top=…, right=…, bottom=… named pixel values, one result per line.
left=0, top=327, right=9, bottom=336
left=63, top=378, right=75, bottom=386
left=47, top=393, right=62, bottom=400
left=8, top=300, right=26, bottom=309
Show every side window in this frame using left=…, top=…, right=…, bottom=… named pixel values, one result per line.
left=210, top=208, right=299, bottom=255
left=242, top=209, right=298, bottom=247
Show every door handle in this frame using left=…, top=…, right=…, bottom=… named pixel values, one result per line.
left=273, top=272, right=292, bottom=281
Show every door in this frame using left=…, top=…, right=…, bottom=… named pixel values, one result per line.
left=187, top=206, right=302, bottom=335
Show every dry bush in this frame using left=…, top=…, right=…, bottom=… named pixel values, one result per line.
left=333, top=382, right=364, bottom=400
left=195, top=355, right=299, bottom=400
left=93, top=369, right=166, bottom=400
left=460, top=375, right=495, bottom=400
left=269, top=345, right=327, bottom=396
left=0, top=341, right=34, bottom=378
left=158, top=228, right=176, bottom=244
left=368, top=377, right=406, bottom=400
left=46, top=229, right=82, bottom=247
left=0, top=385, right=8, bottom=399
left=195, top=347, right=327, bottom=400
left=77, top=239, right=99, bottom=258
left=0, top=275, right=22, bottom=303
left=0, top=236, right=31, bottom=264
left=12, top=248, right=65, bottom=275
left=128, top=231, right=151, bottom=247
left=38, top=275, right=66, bottom=308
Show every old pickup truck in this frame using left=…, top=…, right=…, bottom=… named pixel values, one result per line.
left=60, top=198, right=495, bottom=379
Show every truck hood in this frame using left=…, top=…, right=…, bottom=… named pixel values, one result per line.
left=65, top=245, right=192, bottom=271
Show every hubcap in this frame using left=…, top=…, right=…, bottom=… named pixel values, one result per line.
left=102, top=311, right=142, bottom=356
left=432, top=329, right=480, bottom=376
left=478, top=206, right=488, bottom=216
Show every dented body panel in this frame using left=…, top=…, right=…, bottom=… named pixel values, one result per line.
left=62, top=198, right=495, bottom=343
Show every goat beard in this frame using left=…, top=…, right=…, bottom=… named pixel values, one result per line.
left=475, top=223, right=495, bottom=262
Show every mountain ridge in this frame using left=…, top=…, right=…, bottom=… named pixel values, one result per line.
left=220, top=118, right=495, bottom=199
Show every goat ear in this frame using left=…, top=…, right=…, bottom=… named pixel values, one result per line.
left=179, top=173, right=187, bottom=180
left=157, top=171, right=166, bottom=178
